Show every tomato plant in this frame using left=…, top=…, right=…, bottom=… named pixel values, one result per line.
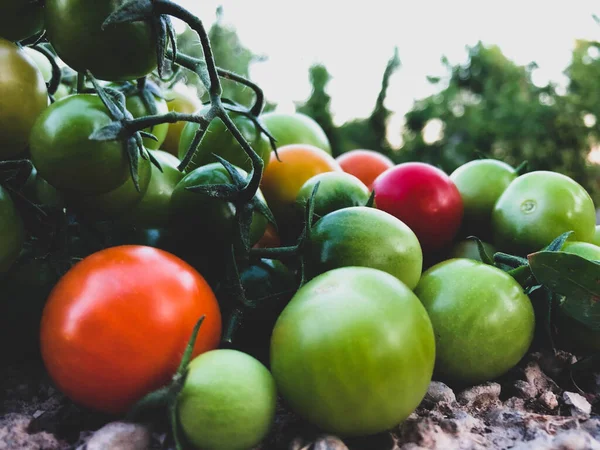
left=491, top=171, right=596, bottom=254
left=0, top=38, right=47, bottom=159
left=336, top=149, right=394, bottom=191
left=45, top=0, right=158, bottom=81
left=373, top=162, right=463, bottom=253
left=271, top=267, right=435, bottom=436
left=0, top=185, right=24, bottom=273
left=179, top=108, right=272, bottom=173
left=415, top=258, right=535, bottom=384
left=261, top=111, right=332, bottom=154
left=40, top=246, right=222, bottom=414
left=305, top=206, right=423, bottom=290
left=0, top=0, right=44, bottom=41
left=162, top=85, right=203, bottom=156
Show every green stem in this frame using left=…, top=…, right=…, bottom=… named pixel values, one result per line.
left=250, top=246, right=299, bottom=259
left=32, top=44, right=61, bottom=96
left=76, top=72, right=85, bottom=94
left=178, top=105, right=220, bottom=172
left=128, top=111, right=208, bottom=131
left=217, top=68, right=265, bottom=116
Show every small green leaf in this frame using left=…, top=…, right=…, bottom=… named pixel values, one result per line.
left=544, top=231, right=573, bottom=252
left=175, top=316, right=205, bottom=376
left=466, top=236, right=494, bottom=265
left=213, top=154, right=247, bottom=188
left=365, top=190, right=376, bottom=208
left=514, top=160, right=528, bottom=176
left=494, top=252, right=528, bottom=269
left=529, top=251, right=600, bottom=331
left=88, top=122, right=124, bottom=141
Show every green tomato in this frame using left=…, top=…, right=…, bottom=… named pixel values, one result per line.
left=306, top=206, right=422, bottom=290
left=562, top=241, right=600, bottom=261
left=296, top=172, right=369, bottom=220
left=0, top=186, right=24, bottom=273
left=491, top=171, right=596, bottom=254
left=271, top=267, right=435, bottom=436
left=45, top=0, right=157, bottom=81
left=450, top=159, right=516, bottom=238
left=178, top=349, right=277, bottom=450
left=449, top=240, right=496, bottom=263
left=261, top=111, right=332, bottom=154
left=178, top=109, right=271, bottom=173
left=120, top=150, right=183, bottom=228
left=415, top=259, right=535, bottom=384
left=30, top=94, right=132, bottom=195
left=0, top=38, right=48, bottom=159
left=120, top=85, right=169, bottom=150
left=23, top=47, right=53, bottom=83
left=592, top=225, right=600, bottom=247
left=0, top=0, right=44, bottom=41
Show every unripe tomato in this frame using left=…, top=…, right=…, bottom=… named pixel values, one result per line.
left=261, top=111, right=332, bottom=154
left=162, top=85, right=202, bottom=156
left=271, top=267, right=435, bottom=436
left=373, top=162, right=463, bottom=252
left=336, top=149, right=394, bottom=191
left=449, top=240, right=496, bottom=262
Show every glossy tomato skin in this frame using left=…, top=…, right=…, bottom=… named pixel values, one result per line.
left=162, top=86, right=202, bottom=156
left=373, top=163, right=463, bottom=253
left=40, top=246, right=222, bottom=414
left=261, top=112, right=332, bottom=154
left=178, top=109, right=272, bottom=173
left=45, top=0, right=157, bottom=81
left=0, top=38, right=47, bottom=159
left=178, top=350, right=277, bottom=450
left=306, top=207, right=423, bottom=290
left=123, top=89, right=169, bottom=150
left=336, top=150, right=394, bottom=191
left=30, top=94, right=131, bottom=196
left=491, top=171, right=596, bottom=254
left=0, top=186, right=25, bottom=273
left=0, top=0, right=44, bottom=41
left=450, top=159, right=516, bottom=238
left=23, top=47, right=53, bottom=83
left=415, top=259, right=535, bottom=384
left=593, top=225, right=600, bottom=247
left=449, top=240, right=496, bottom=263
left=271, top=267, right=435, bottom=436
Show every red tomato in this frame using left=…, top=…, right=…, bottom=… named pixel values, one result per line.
left=373, top=162, right=463, bottom=252
left=40, top=246, right=222, bottom=415
left=336, top=150, right=394, bottom=191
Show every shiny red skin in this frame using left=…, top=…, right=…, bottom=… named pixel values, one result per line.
left=373, top=162, right=463, bottom=252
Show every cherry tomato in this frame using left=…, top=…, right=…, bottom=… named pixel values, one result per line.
left=415, top=258, right=535, bottom=383
left=271, top=267, right=435, bottom=436
left=449, top=240, right=496, bottom=263
left=40, top=246, right=222, bottom=414
left=178, top=350, right=277, bottom=450
left=0, top=38, right=47, bottom=159
left=306, top=206, right=422, bottom=290
left=261, top=111, right=332, bottom=154
left=491, top=171, right=596, bottom=254
left=0, top=185, right=24, bottom=273
left=178, top=109, right=272, bottom=173
left=162, top=85, right=202, bottom=156
left=336, top=149, right=394, bottom=191
left=373, top=162, right=463, bottom=252
left=120, top=84, right=169, bottom=150
left=45, top=0, right=157, bottom=81
left=23, top=47, right=53, bottom=83
left=0, top=0, right=44, bottom=41
left=593, top=225, right=600, bottom=247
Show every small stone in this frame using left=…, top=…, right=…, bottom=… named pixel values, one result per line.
left=563, top=392, right=592, bottom=416
left=514, top=380, right=537, bottom=399
left=424, top=381, right=456, bottom=405
left=538, top=391, right=558, bottom=410
left=84, top=422, right=151, bottom=450
left=32, top=410, right=44, bottom=419
left=457, top=382, right=501, bottom=407
left=311, top=435, right=349, bottom=450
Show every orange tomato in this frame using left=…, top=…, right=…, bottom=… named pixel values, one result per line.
left=261, top=144, right=342, bottom=225
left=162, top=85, right=203, bottom=157
left=40, top=245, right=221, bottom=414
left=336, top=150, right=394, bottom=191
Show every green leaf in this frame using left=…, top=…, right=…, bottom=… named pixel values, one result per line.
left=466, top=236, right=494, bottom=265
left=514, top=160, right=528, bottom=176
left=494, top=252, right=528, bottom=269
left=544, top=231, right=573, bottom=252
left=365, top=190, right=376, bottom=208
left=529, top=251, right=600, bottom=331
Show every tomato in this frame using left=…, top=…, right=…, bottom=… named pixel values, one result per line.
left=253, top=223, right=281, bottom=249
left=30, top=94, right=133, bottom=196
left=415, top=259, right=535, bottom=384
left=562, top=241, right=600, bottom=261
left=40, top=246, right=222, bottom=414
left=0, top=38, right=47, bottom=159
left=178, top=349, right=277, bottom=450
left=261, top=111, right=332, bottom=154
left=261, top=144, right=342, bottom=227
left=271, top=267, right=435, bottom=436
left=24, top=167, right=64, bottom=209
left=450, top=159, right=517, bottom=238
left=592, top=225, right=600, bottom=247
left=23, top=47, right=53, bottom=83
left=449, top=240, right=496, bottom=262
left=45, top=0, right=157, bottom=81
left=336, top=149, right=394, bottom=191
left=491, top=171, right=596, bottom=254
left=179, top=108, right=272, bottom=173
left=120, top=150, right=183, bottom=228
left=306, top=206, right=422, bottom=290
left=373, top=163, right=463, bottom=253
left=296, top=172, right=369, bottom=221
left=162, top=85, right=202, bottom=156
left=0, top=0, right=44, bottom=41
left=0, top=186, right=24, bottom=273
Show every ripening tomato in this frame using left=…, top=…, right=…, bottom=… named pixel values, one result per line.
left=336, top=150, right=394, bottom=190
left=373, top=163, right=463, bottom=252
left=261, top=111, right=332, bottom=154
left=162, top=85, right=203, bottom=156
left=40, top=246, right=222, bottom=414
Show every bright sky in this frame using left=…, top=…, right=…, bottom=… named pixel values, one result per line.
left=174, top=0, right=600, bottom=136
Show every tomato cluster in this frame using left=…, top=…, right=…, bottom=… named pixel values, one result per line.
left=1, top=1, right=599, bottom=448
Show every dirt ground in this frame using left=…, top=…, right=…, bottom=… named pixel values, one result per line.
left=1, top=350, right=599, bottom=450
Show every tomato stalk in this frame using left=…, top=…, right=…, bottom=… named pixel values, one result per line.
left=30, top=43, right=62, bottom=98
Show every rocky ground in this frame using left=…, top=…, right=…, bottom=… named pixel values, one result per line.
left=1, top=351, right=599, bottom=450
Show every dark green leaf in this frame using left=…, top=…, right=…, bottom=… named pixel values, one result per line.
left=213, top=154, right=246, bottom=187
left=494, top=252, right=528, bottom=269
left=126, top=139, right=141, bottom=192
left=544, top=231, right=573, bottom=252
left=89, top=122, right=124, bottom=141
left=466, top=235, right=494, bottom=265
left=102, top=0, right=153, bottom=28
left=365, top=190, right=376, bottom=208
left=87, top=73, right=125, bottom=120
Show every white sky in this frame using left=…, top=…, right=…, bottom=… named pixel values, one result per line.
left=174, top=0, right=600, bottom=133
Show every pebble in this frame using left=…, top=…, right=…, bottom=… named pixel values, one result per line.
left=82, top=422, right=151, bottom=450
left=424, top=382, right=456, bottom=405
left=538, top=391, right=558, bottom=411
left=457, top=382, right=501, bottom=406
left=562, top=392, right=592, bottom=416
